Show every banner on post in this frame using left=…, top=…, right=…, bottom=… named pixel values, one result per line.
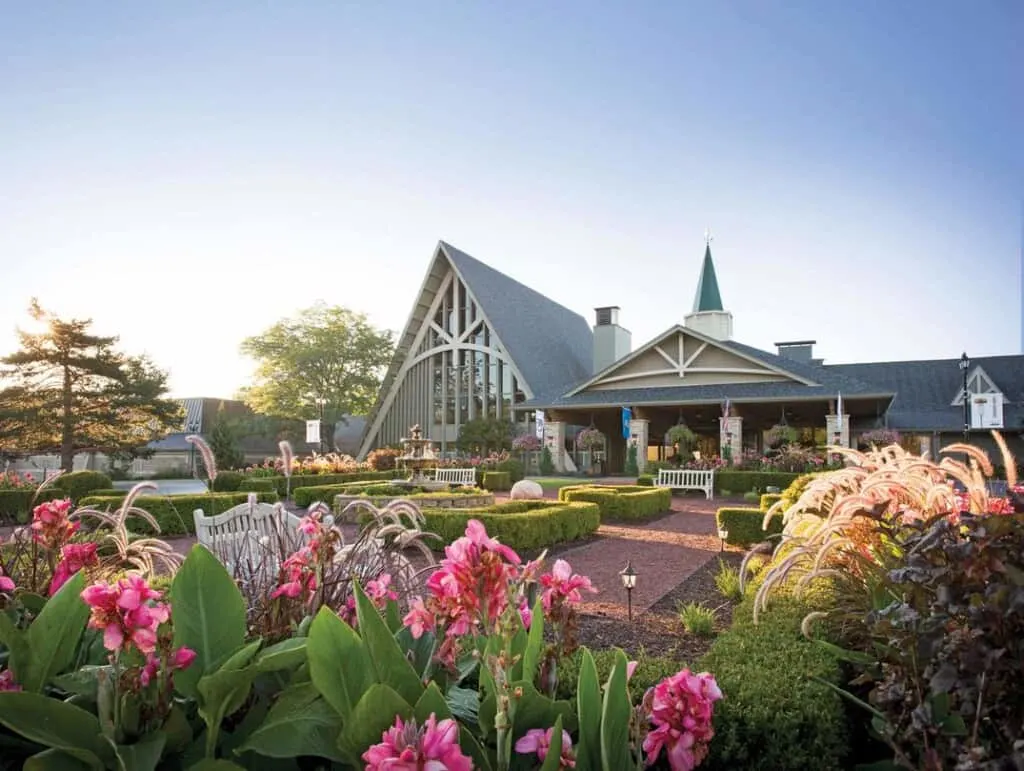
left=535, top=411, right=545, bottom=440
left=305, top=420, right=321, bottom=444
left=622, top=407, right=632, bottom=439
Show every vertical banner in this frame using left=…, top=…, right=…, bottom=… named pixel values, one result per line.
left=305, top=420, right=321, bottom=444
left=534, top=410, right=545, bottom=440
left=622, top=407, right=632, bottom=439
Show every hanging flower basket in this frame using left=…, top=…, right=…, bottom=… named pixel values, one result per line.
left=765, top=424, right=799, bottom=449
left=667, top=424, right=697, bottom=449
left=575, top=428, right=605, bottom=451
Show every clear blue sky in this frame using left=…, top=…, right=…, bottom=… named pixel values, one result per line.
left=1, top=1, right=1021, bottom=399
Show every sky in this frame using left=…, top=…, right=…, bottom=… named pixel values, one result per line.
left=1, top=1, right=1021, bottom=399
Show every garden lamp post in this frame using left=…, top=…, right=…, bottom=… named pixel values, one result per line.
left=619, top=561, right=638, bottom=622
left=959, top=353, right=970, bottom=443
left=717, top=527, right=729, bottom=553
left=315, top=396, right=327, bottom=454
left=186, top=419, right=201, bottom=477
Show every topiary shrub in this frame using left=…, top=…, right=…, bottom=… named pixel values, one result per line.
left=637, top=474, right=654, bottom=487
left=538, top=446, right=554, bottom=476
left=493, top=457, right=525, bottom=483
left=238, top=477, right=276, bottom=493
left=759, top=492, right=783, bottom=512
left=558, top=484, right=671, bottom=521
left=53, top=470, right=112, bottom=502
left=715, top=507, right=783, bottom=547
left=481, top=471, right=511, bottom=491
left=79, top=491, right=279, bottom=535
left=714, top=471, right=800, bottom=495
left=211, top=470, right=244, bottom=492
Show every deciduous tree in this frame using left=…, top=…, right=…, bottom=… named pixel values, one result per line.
left=239, top=303, right=394, bottom=425
left=0, top=300, right=183, bottom=470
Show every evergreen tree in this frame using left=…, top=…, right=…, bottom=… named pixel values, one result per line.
left=208, top=408, right=245, bottom=471
left=0, top=300, right=182, bottom=470
left=539, top=445, right=555, bottom=476
left=624, top=443, right=639, bottom=476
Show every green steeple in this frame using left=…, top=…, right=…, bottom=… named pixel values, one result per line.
left=692, top=243, right=724, bottom=313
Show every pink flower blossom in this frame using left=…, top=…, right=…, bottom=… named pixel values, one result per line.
left=338, top=573, right=398, bottom=627
left=642, top=669, right=722, bottom=771
left=0, top=670, right=20, bottom=692
left=139, top=645, right=196, bottom=687
left=31, top=498, right=78, bottom=550
left=540, top=559, right=597, bottom=611
left=515, top=727, right=575, bottom=768
left=0, top=571, right=15, bottom=594
left=48, top=541, right=99, bottom=596
left=271, top=547, right=317, bottom=601
left=81, top=575, right=170, bottom=656
left=362, top=713, right=472, bottom=771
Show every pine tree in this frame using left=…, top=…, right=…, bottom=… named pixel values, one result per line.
left=0, top=300, right=182, bottom=470
left=539, top=445, right=555, bottom=476
left=208, top=414, right=245, bottom=471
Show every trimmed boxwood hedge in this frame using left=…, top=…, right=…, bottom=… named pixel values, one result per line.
left=295, top=483, right=487, bottom=508
left=636, top=474, right=654, bottom=487
left=715, top=507, right=784, bottom=547
left=78, top=491, right=279, bottom=536
left=557, top=484, right=671, bottom=521
left=481, top=471, right=511, bottom=491
left=0, top=487, right=67, bottom=524
left=699, top=590, right=850, bottom=770
left=52, top=470, right=113, bottom=502
left=759, top=492, right=783, bottom=512
left=238, top=477, right=277, bottom=493
left=211, top=471, right=245, bottom=492
left=374, top=500, right=601, bottom=552
left=713, top=470, right=801, bottom=495
left=258, top=470, right=397, bottom=497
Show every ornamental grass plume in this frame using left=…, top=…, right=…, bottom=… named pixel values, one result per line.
left=753, top=430, right=1022, bottom=633
left=185, top=434, right=217, bottom=485
left=362, top=713, right=473, bottom=771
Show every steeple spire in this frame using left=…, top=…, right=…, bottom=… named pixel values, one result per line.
left=691, top=237, right=724, bottom=313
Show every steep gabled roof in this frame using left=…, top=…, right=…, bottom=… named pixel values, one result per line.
left=440, top=242, right=593, bottom=400
left=692, top=244, right=724, bottom=312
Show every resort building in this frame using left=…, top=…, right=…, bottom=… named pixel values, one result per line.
left=358, top=241, right=1024, bottom=472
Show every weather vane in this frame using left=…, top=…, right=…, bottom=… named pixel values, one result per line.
left=704, top=227, right=713, bottom=245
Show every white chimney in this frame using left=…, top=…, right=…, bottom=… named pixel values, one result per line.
left=593, top=306, right=631, bottom=373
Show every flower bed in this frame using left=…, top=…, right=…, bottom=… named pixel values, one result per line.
left=557, top=484, right=671, bottom=521
left=78, top=491, right=279, bottom=535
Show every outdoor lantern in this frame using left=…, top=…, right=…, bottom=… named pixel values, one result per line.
left=718, top=528, right=729, bottom=552
left=619, top=561, right=638, bottom=622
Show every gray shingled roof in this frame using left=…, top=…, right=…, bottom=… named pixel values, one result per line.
left=828, top=356, right=1024, bottom=432
left=441, top=242, right=593, bottom=401
left=525, top=332, right=892, bottom=409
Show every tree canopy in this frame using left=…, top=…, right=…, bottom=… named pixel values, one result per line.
left=239, top=303, right=394, bottom=423
left=0, top=300, right=183, bottom=470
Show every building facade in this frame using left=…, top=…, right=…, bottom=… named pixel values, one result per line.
left=361, top=240, right=1024, bottom=471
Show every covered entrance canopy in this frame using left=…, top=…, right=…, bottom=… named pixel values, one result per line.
left=521, top=325, right=896, bottom=473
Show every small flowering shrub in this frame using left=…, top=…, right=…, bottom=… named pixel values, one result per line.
left=512, top=434, right=542, bottom=452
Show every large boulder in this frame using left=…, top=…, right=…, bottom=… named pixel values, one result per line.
left=510, top=479, right=544, bottom=500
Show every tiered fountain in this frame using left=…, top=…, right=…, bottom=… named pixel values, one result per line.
left=394, top=424, right=447, bottom=491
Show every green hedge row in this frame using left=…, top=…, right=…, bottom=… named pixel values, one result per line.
left=0, top=488, right=67, bottom=524
left=79, top=491, right=279, bottom=536
left=297, top=482, right=489, bottom=509
left=481, top=471, right=511, bottom=491
left=636, top=474, right=654, bottom=487
left=52, top=471, right=113, bottom=502
left=557, top=484, right=671, bottom=521
left=699, top=592, right=850, bottom=770
left=715, top=507, right=784, bottom=547
left=759, top=493, right=783, bottom=512
left=238, top=477, right=277, bottom=493
left=257, top=470, right=397, bottom=498
left=397, top=500, right=600, bottom=552
left=714, top=471, right=801, bottom=494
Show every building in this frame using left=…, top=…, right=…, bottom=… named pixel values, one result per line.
left=360, top=240, right=1024, bottom=472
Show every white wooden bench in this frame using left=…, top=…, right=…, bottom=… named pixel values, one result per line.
left=193, top=500, right=286, bottom=582
left=655, top=469, right=715, bottom=499
left=433, top=467, right=477, bottom=486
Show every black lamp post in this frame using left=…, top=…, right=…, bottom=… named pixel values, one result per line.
left=619, top=561, right=638, bottom=622
left=959, top=352, right=970, bottom=443
left=186, top=419, right=201, bottom=477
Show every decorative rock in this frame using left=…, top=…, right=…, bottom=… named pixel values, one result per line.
left=510, top=479, right=544, bottom=500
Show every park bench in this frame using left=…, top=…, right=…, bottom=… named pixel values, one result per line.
left=433, top=467, right=477, bottom=486
left=654, top=468, right=715, bottom=500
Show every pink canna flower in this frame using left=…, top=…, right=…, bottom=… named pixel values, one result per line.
left=31, top=498, right=78, bottom=550
left=642, top=668, right=722, bottom=771
left=539, top=559, right=597, bottom=611
left=362, top=713, right=473, bottom=771
left=0, top=669, right=20, bottom=692
left=139, top=645, right=196, bottom=687
left=515, top=727, right=575, bottom=769
left=48, top=541, right=100, bottom=596
left=0, top=570, right=15, bottom=594
left=81, top=574, right=170, bottom=656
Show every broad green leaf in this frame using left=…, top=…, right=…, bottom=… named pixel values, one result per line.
left=941, top=713, right=968, bottom=736
left=509, top=680, right=576, bottom=736
left=353, top=582, right=423, bottom=705
left=237, top=682, right=344, bottom=761
left=115, top=732, right=166, bottom=771
left=53, top=665, right=111, bottom=700
left=414, top=681, right=452, bottom=723
left=477, top=665, right=497, bottom=739
left=196, top=640, right=263, bottom=750
left=23, top=748, right=95, bottom=771
left=459, top=725, right=494, bottom=771
left=187, top=761, right=247, bottom=770
left=19, top=592, right=48, bottom=615
left=163, top=705, right=193, bottom=754
left=521, top=597, right=545, bottom=687
left=0, top=692, right=107, bottom=768
left=599, top=651, right=633, bottom=771
left=307, top=606, right=374, bottom=720
left=171, top=545, right=247, bottom=699
left=336, top=683, right=413, bottom=767
left=538, top=715, right=564, bottom=771
left=253, top=638, right=307, bottom=673
left=21, top=572, right=90, bottom=693
left=574, top=648, right=602, bottom=771
left=446, top=685, right=480, bottom=726
left=384, top=599, right=403, bottom=633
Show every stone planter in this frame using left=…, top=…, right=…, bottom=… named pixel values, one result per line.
left=333, top=493, right=496, bottom=521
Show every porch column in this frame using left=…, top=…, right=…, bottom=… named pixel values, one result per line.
left=543, top=420, right=568, bottom=473
left=719, top=416, right=743, bottom=464
left=825, top=414, right=850, bottom=448
left=629, top=418, right=650, bottom=474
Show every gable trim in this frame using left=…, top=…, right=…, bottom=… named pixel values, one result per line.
left=566, top=324, right=819, bottom=397
left=951, top=365, right=1003, bottom=406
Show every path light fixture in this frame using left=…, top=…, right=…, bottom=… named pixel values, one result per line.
left=619, top=561, right=638, bottom=622
left=718, top=528, right=729, bottom=553
left=959, top=352, right=970, bottom=444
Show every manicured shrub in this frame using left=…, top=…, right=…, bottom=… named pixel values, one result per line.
left=759, top=492, right=783, bottom=512
left=538, top=446, right=554, bottom=475
left=481, top=471, right=511, bottom=491
left=558, top=484, right=671, bottom=521
left=0, top=487, right=66, bottom=524
left=779, top=471, right=828, bottom=508
left=258, top=470, right=396, bottom=497
left=52, top=470, right=113, bottom=502
left=636, top=474, right=654, bottom=486
left=211, top=470, right=244, bottom=492
left=373, top=500, right=600, bottom=552
left=714, top=471, right=800, bottom=495
left=554, top=648, right=686, bottom=704
left=493, top=457, right=525, bottom=483
left=743, top=491, right=759, bottom=503
left=715, top=507, right=783, bottom=547
left=78, top=491, right=279, bottom=535
left=699, top=593, right=850, bottom=770
left=238, top=477, right=276, bottom=493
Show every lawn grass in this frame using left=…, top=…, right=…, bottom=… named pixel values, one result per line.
left=528, top=476, right=589, bottom=490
